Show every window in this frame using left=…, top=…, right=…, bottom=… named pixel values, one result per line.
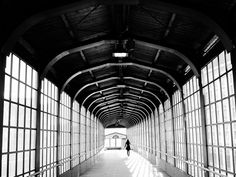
left=183, top=76, right=204, bottom=177
left=173, top=90, right=186, bottom=171
left=2, top=53, right=37, bottom=177
left=59, top=92, right=71, bottom=174
left=201, top=51, right=235, bottom=176
left=40, top=78, right=58, bottom=176
left=72, top=101, right=80, bottom=167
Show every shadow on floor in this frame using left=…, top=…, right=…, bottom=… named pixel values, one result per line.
left=81, top=150, right=169, bottom=177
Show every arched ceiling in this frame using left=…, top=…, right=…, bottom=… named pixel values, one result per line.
left=1, top=0, right=235, bottom=128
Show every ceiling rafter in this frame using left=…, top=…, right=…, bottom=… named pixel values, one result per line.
left=73, top=76, right=170, bottom=103
left=163, top=13, right=176, bottom=39
left=81, top=84, right=162, bottom=108
left=97, top=104, right=146, bottom=120
left=61, top=62, right=182, bottom=93
left=99, top=106, right=143, bottom=120
left=60, top=14, right=76, bottom=40
left=92, top=98, right=153, bottom=115
left=87, top=92, right=157, bottom=112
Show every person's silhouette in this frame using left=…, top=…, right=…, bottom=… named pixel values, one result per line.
left=124, top=139, right=131, bottom=156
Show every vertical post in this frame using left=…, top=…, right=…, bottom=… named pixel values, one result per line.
left=0, top=53, right=6, bottom=176
left=170, top=97, right=176, bottom=166
left=157, top=107, right=161, bottom=159
left=181, top=91, right=188, bottom=173
left=56, top=92, right=61, bottom=176
left=35, top=77, right=42, bottom=174
left=229, top=50, right=236, bottom=175
left=198, top=77, right=209, bottom=177
left=70, top=99, right=73, bottom=170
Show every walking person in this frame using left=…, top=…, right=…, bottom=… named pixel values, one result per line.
left=124, top=139, right=131, bottom=156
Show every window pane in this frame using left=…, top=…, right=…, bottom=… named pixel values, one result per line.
left=12, top=54, right=19, bottom=79
left=32, top=70, right=38, bottom=89
left=3, top=101, right=9, bottom=126
left=17, top=152, right=23, bottom=175
left=31, top=130, right=36, bottom=149
left=10, top=128, right=17, bottom=152
left=10, top=103, right=17, bottom=127
left=226, top=148, right=233, bottom=172
left=18, top=129, right=24, bottom=151
left=218, top=124, right=224, bottom=146
left=26, top=86, right=31, bottom=107
left=224, top=124, right=232, bottom=146
left=9, top=153, right=16, bottom=176
left=26, top=65, right=32, bottom=86
left=2, top=128, right=8, bottom=153
left=219, top=148, right=226, bottom=170
left=18, top=106, right=25, bottom=127
left=233, top=122, right=236, bottom=147
left=1, top=155, right=7, bottom=177
left=31, top=110, right=36, bottom=128
left=213, top=57, right=219, bottom=79
left=223, top=99, right=230, bottom=122
left=214, top=79, right=221, bottom=101
left=208, top=63, right=213, bottom=83
left=4, top=75, right=10, bottom=100
left=216, top=102, right=223, bottom=123
left=20, top=60, right=26, bottom=82
left=219, top=52, right=226, bottom=75
left=226, top=52, right=232, bottom=70
left=31, top=151, right=35, bottom=170
left=19, top=83, right=25, bottom=105
left=24, top=151, right=30, bottom=172
left=5, top=54, right=11, bottom=74
left=25, top=129, right=30, bottom=150
left=11, top=78, right=18, bottom=102
left=25, top=108, right=31, bottom=128
left=228, top=71, right=234, bottom=95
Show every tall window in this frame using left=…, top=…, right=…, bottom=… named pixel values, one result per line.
left=201, top=51, right=235, bottom=177
left=173, top=91, right=186, bottom=171
left=159, top=105, right=166, bottom=160
left=72, top=101, right=80, bottom=167
left=86, top=111, right=91, bottom=159
left=183, top=76, right=204, bottom=177
left=40, top=78, right=58, bottom=176
left=164, top=100, right=174, bottom=164
left=2, top=53, right=37, bottom=176
left=80, top=106, right=86, bottom=162
left=59, top=92, right=71, bottom=174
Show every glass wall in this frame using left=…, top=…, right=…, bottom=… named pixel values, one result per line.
left=80, top=106, right=86, bottom=162
left=159, top=105, right=166, bottom=160
left=183, top=76, right=204, bottom=176
left=2, top=54, right=37, bottom=177
left=40, top=79, right=58, bottom=176
left=59, top=92, right=71, bottom=174
left=201, top=51, right=236, bottom=176
left=0, top=53, right=105, bottom=177
left=172, top=90, right=186, bottom=171
left=72, top=101, right=80, bottom=167
left=164, top=100, right=174, bottom=165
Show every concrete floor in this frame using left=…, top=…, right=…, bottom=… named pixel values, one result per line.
left=81, top=150, right=170, bottom=177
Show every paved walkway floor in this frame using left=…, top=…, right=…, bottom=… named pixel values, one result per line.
left=80, top=150, right=170, bottom=177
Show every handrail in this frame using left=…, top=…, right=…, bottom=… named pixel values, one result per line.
left=28, top=145, right=104, bottom=177
left=134, top=145, right=227, bottom=177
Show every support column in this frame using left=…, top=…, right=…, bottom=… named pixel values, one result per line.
left=35, top=77, right=42, bottom=173
left=199, top=77, right=209, bottom=177
left=56, top=93, right=61, bottom=176
left=70, top=99, right=73, bottom=170
left=0, top=53, right=6, bottom=175
left=181, top=91, right=188, bottom=173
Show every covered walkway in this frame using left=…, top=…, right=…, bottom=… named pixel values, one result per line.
left=1, top=0, right=236, bottom=177
left=81, top=150, right=169, bottom=177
